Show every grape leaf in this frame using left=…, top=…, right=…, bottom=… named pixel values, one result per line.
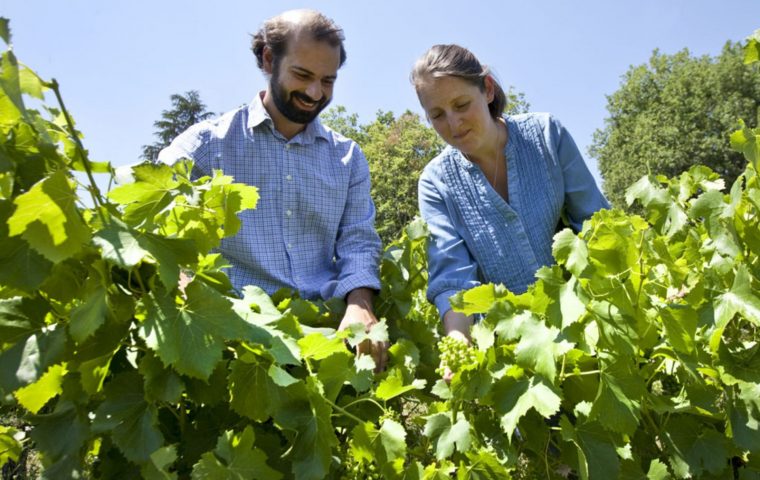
left=490, top=376, right=561, bottom=439
left=423, top=412, right=471, bottom=460
left=560, top=418, right=621, bottom=480
left=0, top=202, right=52, bottom=291
left=142, top=445, right=178, bottom=480
left=711, top=265, right=760, bottom=351
left=138, top=352, right=183, bottom=403
left=273, top=377, right=337, bottom=480
left=0, top=425, right=21, bottom=467
left=108, top=162, right=178, bottom=226
left=139, top=280, right=259, bottom=379
left=229, top=354, right=284, bottom=422
left=589, top=359, right=644, bottom=436
left=552, top=229, right=589, bottom=276
left=298, top=332, right=347, bottom=361
left=8, top=170, right=90, bottom=262
left=14, top=363, right=67, bottom=413
left=0, top=322, right=66, bottom=394
left=350, top=419, right=407, bottom=477
left=192, top=426, right=282, bottom=480
left=0, top=17, right=10, bottom=45
left=375, top=367, right=426, bottom=401
left=91, top=372, right=164, bottom=463
left=30, top=401, right=90, bottom=471
left=457, top=449, right=512, bottom=480
left=69, top=286, right=108, bottom=343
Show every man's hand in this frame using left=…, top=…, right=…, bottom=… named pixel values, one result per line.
left=338, top=288, right=388, bottom=372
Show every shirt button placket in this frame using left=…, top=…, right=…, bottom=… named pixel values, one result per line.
left=283, top=143, right=295, bottom=275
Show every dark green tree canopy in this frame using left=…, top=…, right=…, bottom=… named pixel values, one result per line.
left=142, top=90, right=214, bottom=162
left=590, top=42, right=760, bottom=208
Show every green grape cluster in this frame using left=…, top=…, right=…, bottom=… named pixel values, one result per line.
left=436, top=336, right=478, bottom=376
left=379, top=408, right=401, bottom=424
left=339, top=457, right=381, bottom=480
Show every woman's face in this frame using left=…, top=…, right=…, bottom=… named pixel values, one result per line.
left=415, top=74, right=494, bottom=156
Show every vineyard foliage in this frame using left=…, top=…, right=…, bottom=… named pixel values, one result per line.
left=2, top=18, right=760, bottom=479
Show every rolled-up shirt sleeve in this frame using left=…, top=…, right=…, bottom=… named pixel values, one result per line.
left=330, top=144, right=382, bottom=300
left=418, top=169, right=480, bottom=318
left=548, top=115, right=610, bottom=231
left=156, top=123, right=211, bottom=178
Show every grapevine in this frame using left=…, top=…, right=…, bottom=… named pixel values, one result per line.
left=436, top=335, right=478, bottom=376
left=1, top=17, right=760, bottom=480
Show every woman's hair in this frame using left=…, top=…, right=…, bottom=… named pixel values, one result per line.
left=411, top=44, right=506, bottom=119
left=251, top=10, right=347, bottom=70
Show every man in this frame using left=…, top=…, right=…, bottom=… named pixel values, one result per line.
left=159, top=10, right=386, bottom=369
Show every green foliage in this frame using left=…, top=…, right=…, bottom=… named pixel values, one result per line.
left=323, top=107, right=445, bottom=245
left=3, top=18, right=760, bottom=480
left=590, top=42, right=760, bottom=208
left=141, top=90, right=213, bottom=162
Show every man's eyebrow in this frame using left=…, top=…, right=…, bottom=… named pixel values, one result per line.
left=291, top=66, right=337, bottom=81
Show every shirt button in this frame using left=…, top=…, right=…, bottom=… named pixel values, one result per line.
left=285, top=144, right=291, bottom=150
left=287, top=243, right=292, bottom=250
left=286, top=209, right=292, bottom=217
left=286, top=174, right=292, bottom=181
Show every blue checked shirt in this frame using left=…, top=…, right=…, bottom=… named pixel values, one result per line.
left=158, top=93, right=382, bottom=300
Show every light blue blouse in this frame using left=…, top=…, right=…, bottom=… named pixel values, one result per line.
left=418, top=113, right=609, bottom=317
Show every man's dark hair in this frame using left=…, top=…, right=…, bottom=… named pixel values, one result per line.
left=251, top=10, right=347, bottom=71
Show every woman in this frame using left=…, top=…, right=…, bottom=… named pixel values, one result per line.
left=412, top=44, right=609, bottom=349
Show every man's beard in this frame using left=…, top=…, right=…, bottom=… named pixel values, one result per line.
left=270, top=66, right=330, bottom=124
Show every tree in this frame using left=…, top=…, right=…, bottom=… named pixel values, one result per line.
left=590, top=42, right=760, bottom=208
left=141, top=90, right=214, bottom=161
left=321, top=89, right=529, bottom=245
left=324, top=107, right=443, bottom=245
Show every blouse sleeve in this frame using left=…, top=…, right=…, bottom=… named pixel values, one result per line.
left=548, top=115, right=610, bottom=231
left=418, top=168, right=481, bottom=318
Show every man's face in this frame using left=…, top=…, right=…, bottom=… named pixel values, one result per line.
left=268, top=35, right=341, bottom=124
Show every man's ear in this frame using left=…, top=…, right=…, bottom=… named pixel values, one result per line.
left=262, top=46, right=274, bottom=74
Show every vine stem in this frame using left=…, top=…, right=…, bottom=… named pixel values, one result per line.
left=340, top=397, right=384, bottom=412
left=49, top=78, right=107, bottom=220
left=562, top=369, right=601, bottom=379
left=327, top=398, right=366, bottom=425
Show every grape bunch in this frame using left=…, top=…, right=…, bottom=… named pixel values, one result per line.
left=379, top=408, right=401, bottom=424
left=436, top=335, right=478, bottom=376
left=339, top=457, right=381, bottom=480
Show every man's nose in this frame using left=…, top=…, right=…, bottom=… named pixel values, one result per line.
left=305, top=81, right=323, bottom=101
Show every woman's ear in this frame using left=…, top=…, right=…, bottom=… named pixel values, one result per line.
left=484, top=75, right=495, bottom=103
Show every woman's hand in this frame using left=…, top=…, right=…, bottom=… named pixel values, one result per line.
left=440, top=310, right=473, bottom=382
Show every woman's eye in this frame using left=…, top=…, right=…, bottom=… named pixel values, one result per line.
left=455, top=102, right=470, bottom=110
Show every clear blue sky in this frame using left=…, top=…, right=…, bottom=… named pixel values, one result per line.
left=2, top=1, right=758, bottom=188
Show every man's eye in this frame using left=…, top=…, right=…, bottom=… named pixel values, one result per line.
left=455, top=102, right=470, bottom=110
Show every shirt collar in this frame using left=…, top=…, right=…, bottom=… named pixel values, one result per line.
left=247, top=91, right=330, bottom=144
